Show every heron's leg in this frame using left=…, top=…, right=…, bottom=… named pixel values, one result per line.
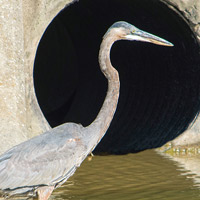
left=87, top=152, right=94, bottom=161
left=37, top=186, right=54, bottom=200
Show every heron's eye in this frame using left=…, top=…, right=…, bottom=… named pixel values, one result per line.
left=132, top=30, right=136, bottom=34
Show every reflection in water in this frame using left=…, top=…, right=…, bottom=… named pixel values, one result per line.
left=157, top=151, right=200, bottom=189
left=52, top=150, right=200, bottom=200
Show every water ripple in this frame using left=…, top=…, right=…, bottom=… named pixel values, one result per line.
left=53, top=150, right=200, bottom=200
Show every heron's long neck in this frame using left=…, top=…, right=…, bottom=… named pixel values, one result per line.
left=86, top=32, right=120, bottom=147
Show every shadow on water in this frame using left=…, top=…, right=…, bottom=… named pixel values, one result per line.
left=51, top=150, right=200, bottom=200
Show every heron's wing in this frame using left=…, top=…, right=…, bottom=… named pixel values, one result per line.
left=0, top=123, right=87, bottom=191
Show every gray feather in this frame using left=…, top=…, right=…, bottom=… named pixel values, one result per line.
left=0, top=123, right=88, bottom=195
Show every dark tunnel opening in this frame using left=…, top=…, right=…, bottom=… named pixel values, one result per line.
left=34, top=0, right=200, bottom=154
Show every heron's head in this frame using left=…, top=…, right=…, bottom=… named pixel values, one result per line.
left=106, top=21, right=173, bottom=47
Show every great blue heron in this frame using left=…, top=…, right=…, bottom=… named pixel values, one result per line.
left=0, top=21, right=173, bottom=200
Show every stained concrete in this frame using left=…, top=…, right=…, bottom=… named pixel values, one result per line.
left=0, top=0, right=73, bottom=154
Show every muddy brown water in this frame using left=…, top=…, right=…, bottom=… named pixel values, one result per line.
left=51, top=150, right=200, bottom=200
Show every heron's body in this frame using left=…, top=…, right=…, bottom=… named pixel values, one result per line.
left=0, top=123, right=86, bottom=196
left=0, top=21, right=173, bottom=200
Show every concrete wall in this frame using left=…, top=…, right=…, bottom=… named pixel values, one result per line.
left=0, top=0, right=199, bottom=154
left=0, top=0, right=74, bottom=154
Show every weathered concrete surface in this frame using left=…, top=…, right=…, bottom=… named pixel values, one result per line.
left=0, top=0, right=200, bottom=154
left=0, top=0, right=74, bottom=154
left=162, top=0, right=200, bottom=39
left=0, top=0, right=27, bottom=154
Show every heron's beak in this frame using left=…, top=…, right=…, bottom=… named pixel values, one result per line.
left=125, top=29, right=174, bottom=47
